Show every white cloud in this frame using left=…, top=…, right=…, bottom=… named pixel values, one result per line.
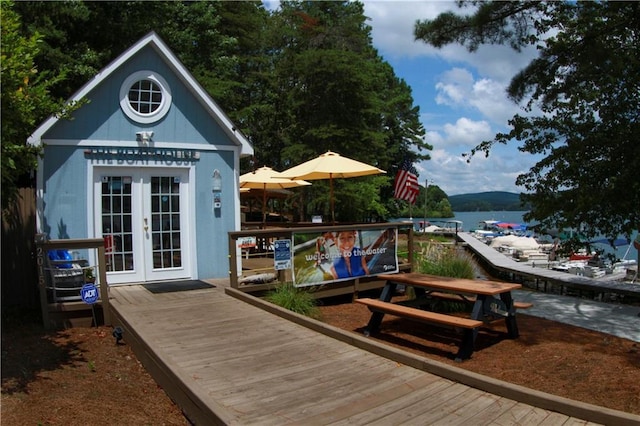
left=468, top=78, right=511, bottom=121
left=459, top=44, right=536, bottom=83
left=435, top=68, right=474, bottom=106
left=441, top=118, right=492, bottom=148
left=434, top=68, right=517, bottom=126
left=422, top=129, right=443, bottom=147
left=418, top=148, right=526, bottom=195
left=364, top=2, right=537, bottom=82
left=364, top=1, right=474, bottom=60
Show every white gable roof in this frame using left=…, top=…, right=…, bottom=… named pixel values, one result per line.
left=28, top=31, right=253, bottom=156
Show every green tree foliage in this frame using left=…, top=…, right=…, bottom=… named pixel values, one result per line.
left=415, top=1, right=640, bottom=242
left=14, top=1, right=243, bottom=101
left=0, top=1, right=72, bottom=210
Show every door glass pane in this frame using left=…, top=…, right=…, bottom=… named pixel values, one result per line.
left=102, top=176, right=134, bottom=272
left=150, top=176, right=182, bottom=269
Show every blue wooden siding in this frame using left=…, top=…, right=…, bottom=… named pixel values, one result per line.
left=41, top=146, right=89, bottom=240
left=46, top=46, right=233, bottom=147
left=194, top=150, right=236, bottom=278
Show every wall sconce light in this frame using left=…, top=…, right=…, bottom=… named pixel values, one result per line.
left=136, top=131, right=154, bottom=145
left=212, top=169, right=222, bottom=191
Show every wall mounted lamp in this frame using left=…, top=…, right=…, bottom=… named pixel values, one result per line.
left=212, top=169, right=222, bottom=191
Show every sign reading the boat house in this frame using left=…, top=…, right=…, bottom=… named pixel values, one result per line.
left=85, top=147, right=200, bottom=165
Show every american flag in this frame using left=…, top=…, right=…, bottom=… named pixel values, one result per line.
left=393, top=158, right=419, bottom=203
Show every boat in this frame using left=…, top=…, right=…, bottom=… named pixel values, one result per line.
left=472, top=220, right=532, bottom=243
left=429, top=220, right=463, bottom=234
left=473, top=220, right=502, bottom=242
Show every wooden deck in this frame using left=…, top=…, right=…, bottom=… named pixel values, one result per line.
left=108, top=282, right=640, bottom=425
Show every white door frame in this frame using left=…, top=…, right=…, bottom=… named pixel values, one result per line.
left=88, top=164, right=196, bottom=284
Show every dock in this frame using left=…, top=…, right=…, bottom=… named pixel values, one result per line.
left=456, top=232, right=640, bottom=299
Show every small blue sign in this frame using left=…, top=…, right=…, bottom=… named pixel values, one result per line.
left=80, top=283, right=100, bottom=304
left=273, top=239, right=291, bottom=271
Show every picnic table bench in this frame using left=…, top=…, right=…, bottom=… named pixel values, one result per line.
left=357, top=273, right=529, bottom=362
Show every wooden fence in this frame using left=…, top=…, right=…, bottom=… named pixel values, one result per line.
left=1, top=188, right=38, bottom=310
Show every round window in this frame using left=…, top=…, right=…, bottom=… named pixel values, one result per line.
left=120, top=71, right=172, bottom=124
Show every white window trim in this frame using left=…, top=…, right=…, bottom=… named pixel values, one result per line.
left=119, top=70, right=172, bottom=124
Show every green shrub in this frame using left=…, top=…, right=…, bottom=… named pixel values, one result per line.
left=416, top=241, right=475, bottom=279
left=265, top=282, right=321, bottom=319
left=408, top=241, right=476, bottom=313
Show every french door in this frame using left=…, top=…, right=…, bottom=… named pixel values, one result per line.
left=95, top=167, right=191, bottom=284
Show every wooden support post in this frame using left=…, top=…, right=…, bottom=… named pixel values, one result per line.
left=353, top=278, right=360, bottom=302
left=228, top=234, right=239, bottom=289
left=35, top=236, right=51, bottom=329
left=97, top=244, right=111, bottom=326
left=407, top=227, right=414, bottom=272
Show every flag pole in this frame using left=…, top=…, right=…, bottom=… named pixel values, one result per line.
left=423, top=179, right=428, bottom=231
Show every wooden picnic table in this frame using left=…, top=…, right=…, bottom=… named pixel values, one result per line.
left=357, top=273, right=524, bottom=362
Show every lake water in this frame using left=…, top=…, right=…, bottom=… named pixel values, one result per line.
left=394, top=211, right=639, bottom=262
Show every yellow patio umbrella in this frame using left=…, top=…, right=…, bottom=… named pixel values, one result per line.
left=239, top=166, right=310, bottom=227
left=279, top=151, right=386, bottom=224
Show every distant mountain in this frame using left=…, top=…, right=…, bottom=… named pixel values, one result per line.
left=448, top=192, right=528, bottom=211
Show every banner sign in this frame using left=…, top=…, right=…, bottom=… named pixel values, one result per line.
left=291, top=227, right=398, bottom=287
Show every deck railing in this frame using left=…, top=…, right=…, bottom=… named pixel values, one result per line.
left=228, top=222, right=414, bottom=297
left=35, top=236, right=111, bottom=329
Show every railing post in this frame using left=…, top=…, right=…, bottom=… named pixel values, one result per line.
left=407, top=227, right=414, bottom=272
left=97, top=244, right=111, bottom=325
left=228, top=234, right=239, bottom=289
left=35, top=235, right=51, bottom=329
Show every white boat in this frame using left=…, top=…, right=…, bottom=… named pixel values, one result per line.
left=417, top=219, right=463, bottom=234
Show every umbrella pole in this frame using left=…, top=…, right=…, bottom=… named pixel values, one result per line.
left=330, top=174, right=335, bottom=225
left=262, top=184, right=267, bottom=229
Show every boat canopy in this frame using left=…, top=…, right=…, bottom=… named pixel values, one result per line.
left=496, top=222, right=528, bottom=231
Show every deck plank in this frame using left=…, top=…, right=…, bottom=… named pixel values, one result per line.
left=453, top=395, right=520, bottom=425
left=368, top=382, right=474, bottom=424
left=107, top=284, right=635, bottom=425
left=331, top=379, right=457, bottom=425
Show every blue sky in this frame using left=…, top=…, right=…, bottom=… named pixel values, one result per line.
left=264, top=1, right=541, bottom=195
